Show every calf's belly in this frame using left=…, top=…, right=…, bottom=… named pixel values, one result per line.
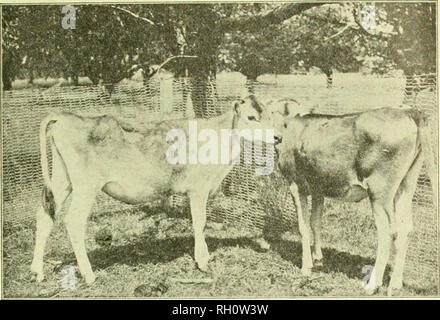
left=305, top=172, right=369, bottom=202
left=102, top=181, right=170, bottom=204
left=335, top=184, right=369, bottom=202
left=101, top=159, right=175, bottom=204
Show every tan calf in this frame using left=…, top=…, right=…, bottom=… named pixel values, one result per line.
left=31, top=95, right=277, bottom=284
left=266, top=99, right=437, bottom=296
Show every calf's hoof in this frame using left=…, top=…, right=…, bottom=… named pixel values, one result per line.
left=30, top=265, right=45, bottom=282
left=365, top=286, right=386, bottom=296
left=313, top=259, right=323, bottom=267
left=312, top=259, right=323, bottom=272
left=364, top=288, right=377, bottom=296
left=196, top=261, right=211, bottom=273
left=195, top=252, right=210, bottom=273
left=387, top=286, right=403, bottom=297
left=31, top=272, right=45, bottom=283
left=36, top=273, right=45, bottom=283
left=301, top=267, right=312, bottom=277
left=84, top=273, right=96, bottom=285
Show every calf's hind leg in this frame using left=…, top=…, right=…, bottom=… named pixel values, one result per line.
left=365, top=154, right=415, bottom=295
left=31, top=150, right=71, bottom=282
left=31, top=206, right=55, bottom=282
left=64, top=187, right=98, bottom=284
left=364, top=200, right=392, bottom=294
left=189, top=191, right=210, bottom=272
left=388, top=151, right=423, bottom=296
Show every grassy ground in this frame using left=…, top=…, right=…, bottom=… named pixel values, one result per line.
left=3, top=198, right=438, bottom=298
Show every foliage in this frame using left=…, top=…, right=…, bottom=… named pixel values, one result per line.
left=288, top=5, right=363, bottom=77
left=377, top=2, right=436, bottom=75
left=221, top=2, right=436, bottom=80
left=2, top=3, right=436, bottom=90
left=2, top=5, right=169, bottom=86
left=222, top=24, right=296, bottom=80
left=221, top=3, right=374, bottom=80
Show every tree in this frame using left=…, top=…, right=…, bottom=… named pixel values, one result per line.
left=110, top=3, right=324, bottom=116
left=222, top=22, right=297, bottom=81
left=55, top=5, right=169, bottom=86
left=1, top=5, right=171, bottom=89
left=7, top=2, right=433, bottom=104
left=2, top=6, right=39, bottom=89
left=343, top=3, right=436, bottom=94
left=2, top=7, right=21, bottom=90
left=3, top=3, right=325, bottom=93
left=379, top=3, right=435, bottom=95
left=289, top=4, right=366, bottom=88
left=220, top=4, right=377, bottom=88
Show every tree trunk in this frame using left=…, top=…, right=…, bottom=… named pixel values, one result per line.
left=104, top=83, right=115, bottom=96
left=326, top=70, right=333, bottom=88
left=72, top=74, right=79, bottom=86
left=245, top=78, right=258, bottom=94
left=90, top=76, right=100, bottom=86
left=29, top=69, right=34, bottom=84
left=186, top=31, right=221, bottom=118
left=2, top=74, right=12, bottom=90
left=189, top=75, right=220, bottom=118
left=2, top=54, right=14, bottom=90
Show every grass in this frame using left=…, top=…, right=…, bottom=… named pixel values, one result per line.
left=3, top=198, right=438, bottom=298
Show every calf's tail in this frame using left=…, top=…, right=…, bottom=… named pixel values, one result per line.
left=39, top=113, right=60, bottom=219
left=408, top=109, right=438, bottom=209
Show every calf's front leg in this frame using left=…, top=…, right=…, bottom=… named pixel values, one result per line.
left=311, top=194, right=324, bottom=266
left=189, top=191, right=210, bottom=272
left=290, top=182, right=313, bottom=276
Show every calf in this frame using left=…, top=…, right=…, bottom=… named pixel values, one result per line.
left=266, top=99, right=437, bottom=296
left=31, top=95, right=277, bottom=284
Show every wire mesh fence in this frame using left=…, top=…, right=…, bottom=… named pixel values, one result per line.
left=2, top=73, right=438, bottom=291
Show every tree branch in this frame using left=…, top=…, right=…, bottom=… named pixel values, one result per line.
left=110, top=5, right=157, bottom=26
left=302, top=11, right=347, bottom=27
left=147, top=55, right=198, bottom=78
left=301, top=4, right=395, bottom=41
left=351, top=6, right=396, bottom=39
left=324, top=24, right=352, bottom=41
left=219, top=3, right=326, bottom=32
left=109, top=63, right=144, bottom=85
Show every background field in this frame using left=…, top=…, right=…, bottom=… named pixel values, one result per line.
left=2, top=73, right=438, bottom=297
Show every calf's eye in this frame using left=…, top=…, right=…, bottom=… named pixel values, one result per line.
left=248, top=116, right=257, bottom=121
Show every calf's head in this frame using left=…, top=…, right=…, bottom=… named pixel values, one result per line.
left=265, top=99, right=317, bottom=144
left=232, top=95, right=283, bottom=144
left=265, top=98, right=302, bottom=131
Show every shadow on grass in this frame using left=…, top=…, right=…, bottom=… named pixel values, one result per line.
left=268, top=239, right=378, bottom=280
left=71, top=236, right=262, bottom=271
left=268, top=239, right=439, bottom=295
left=61, top=233, right=387, bottom=283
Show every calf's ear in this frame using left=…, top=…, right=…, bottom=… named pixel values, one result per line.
left=233, top=99, right=244, bottom=114
left=283, top=102, right=290, bottom=116
left=284, top=100, right=300, bottom=117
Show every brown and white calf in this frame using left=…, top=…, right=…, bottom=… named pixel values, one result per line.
left=31, top=95, right=277, bottom=284
left=266, top=99, right=437, bottom=296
